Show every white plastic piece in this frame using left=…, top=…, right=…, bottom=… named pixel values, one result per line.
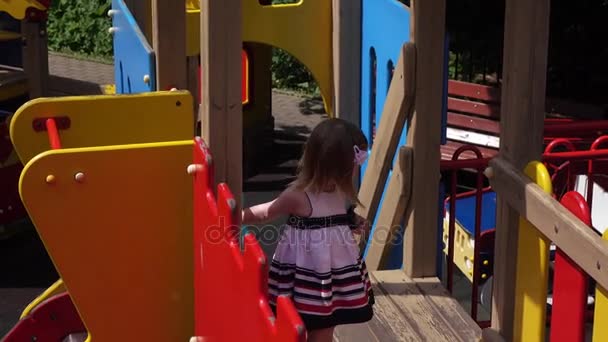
left=483, top=167, right=494, bottom=179
left=108, top=27, right=118, bottom=34
left=74, top=172, right=86, bottom=183
left=143, top=74, right=151, bottom=84
left=187, top=164, right=203, bottom=175
left=169, top=87, right=178, bottom=92
left=107, top=9, right=118, bottom=17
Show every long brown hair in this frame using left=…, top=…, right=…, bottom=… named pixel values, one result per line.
left=291, top=118, right=368, bottom=205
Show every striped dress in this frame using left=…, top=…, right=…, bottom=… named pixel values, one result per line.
left=268, top=190, right=375, bottom=330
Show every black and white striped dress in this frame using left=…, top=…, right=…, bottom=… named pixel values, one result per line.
left=268, top=190, right=375, bottom=330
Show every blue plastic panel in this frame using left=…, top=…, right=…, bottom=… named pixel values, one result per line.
left=359, top=0, right=411, bottom=266
left=111, top=0, right=155, bottom=94
left=445, top=191, right=497, bottom=235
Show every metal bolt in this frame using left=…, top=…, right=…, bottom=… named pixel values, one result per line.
left=554, top=225, right=559, bottom=234
left=46, top=175, right=56, bottom=184
left=74, top=172, right=86, bottom=183
left=143, top=74, right=151, bottom=84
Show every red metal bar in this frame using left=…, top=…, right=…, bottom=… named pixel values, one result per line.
left=549, top=191, right=592, bottom=342
left=471, top=162, right=484, bottom=321
left=542, top=149, right=608, bottom=161
left=45, top=118, right=62, bottom=150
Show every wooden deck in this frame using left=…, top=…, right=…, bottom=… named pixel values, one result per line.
left=334, top=270, right=481, bottom=342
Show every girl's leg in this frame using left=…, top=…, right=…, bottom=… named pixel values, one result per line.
left=307, top=326, right=335, bottom=342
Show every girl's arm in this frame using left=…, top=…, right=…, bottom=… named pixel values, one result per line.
left=241, top=190, right=306, bottom=225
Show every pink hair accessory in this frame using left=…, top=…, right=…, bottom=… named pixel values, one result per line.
left=353, top=145, right=368, bottom=166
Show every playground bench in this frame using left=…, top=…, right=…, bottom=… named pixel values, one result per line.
left=441, top=80, right=608, bottom=161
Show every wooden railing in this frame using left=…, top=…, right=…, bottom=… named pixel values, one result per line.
left=482, top=157, right=608, bottom=341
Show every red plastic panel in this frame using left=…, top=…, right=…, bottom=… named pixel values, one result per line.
left=197, top=50, right=249, bottom=105
left=192, top=137, right=305, bottom=342
left=549, top=191, right=592, bottom=342
left=3, top=292, right=86, bottom=341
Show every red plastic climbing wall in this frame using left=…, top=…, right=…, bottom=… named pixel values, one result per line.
left=192, top=136, right=305, bottom=342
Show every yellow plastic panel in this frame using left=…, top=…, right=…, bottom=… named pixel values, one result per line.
left=0, top=0, right=46, bottom=20
left=513, top=161, right=552, bottom=342
left=186, top=1, right=333, bottom=115
left=593, top=230, right=608, bottom=342
left=20, top=279, right=67, bottom=319
left=244, top=1, right=332, bottom=115
left=442, top=218, right=476, bottom=282
left=10, top=91, right=193, bottom=164
left=19, top=140, right=194, bottom=341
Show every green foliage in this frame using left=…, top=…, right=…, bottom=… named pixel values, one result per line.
left=47, top=0, right=113, bottom=59
left=271, top=49, right=320, bottom=97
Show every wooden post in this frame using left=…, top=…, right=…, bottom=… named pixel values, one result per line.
left=200, top=0, right=243, bottom=211
left=332, top=0, right=361, bottom=126
left=21, top=19, right=49, bottom=98
left=489, top=0, right=551, bottom=339
left=402, top=0, right=446, bottom=278
left=152, top=0, right=187, bottom=90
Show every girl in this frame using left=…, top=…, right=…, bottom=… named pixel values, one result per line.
left=242, top=118, right=375, bottom=342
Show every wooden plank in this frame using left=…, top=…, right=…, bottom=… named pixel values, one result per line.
left=403, top=0, right=446, bottom=278
left=332, top=0, right=361, bottom=126
left=447, top=98, right=500, bottom=119
left=367, top=271, right=428, bottom=341
left=333, top=323, right=379, bottom=342
left=490, top=0, right=551, bottom=338
left=448, top=80, right=501, bottom=103
left=414, top=277, right=482, bottom=341
left=200, top=0, right=243, bottom=210
left=355, top=43, right=415, bottom=225
left=152, top=0, right=187, bottom=91
left=365, top=146, right=413, bottom=271
left=487, top=157, right=608, bottom=291
left=447, top=112, right=500, bottom=134
left=372, top=270, right=478, bottom=341
left=21, top=20, right=49, bottom=98
left=481, top=328, right=506, bottom=342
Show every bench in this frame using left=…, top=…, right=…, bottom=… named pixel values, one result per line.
left=441, top=80, right=608, bottom=161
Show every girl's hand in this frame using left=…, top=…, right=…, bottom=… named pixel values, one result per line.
left=351, top=215, right=370, bottom=235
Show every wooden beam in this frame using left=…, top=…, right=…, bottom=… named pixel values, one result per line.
left=490, top=0, right=551, bottom=338
left=355, top=43, right=415, bottom=228
left=487, top=157, right=608, bottom=290
left=200, top=0, right=243, bottom=211
left=365, top=146, right=413, bottom=271
left=403, top=0, right=446, bottom=278
left=21, top=19, right=49, bottom=98
left=152, top=0, right=187, bottom=90
left=332, top=0, right=361, bottom=126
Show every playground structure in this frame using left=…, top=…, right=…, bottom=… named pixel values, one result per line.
left=0, top=0, right=51, bottom=239
left=2, top=0, right=608, bottom=341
